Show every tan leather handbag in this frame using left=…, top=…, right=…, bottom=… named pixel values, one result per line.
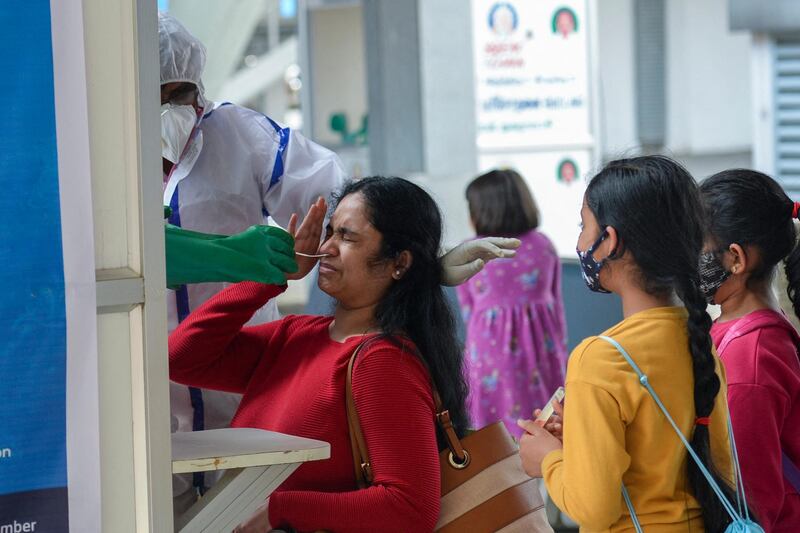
left=345, top=345, right=553, bottom=533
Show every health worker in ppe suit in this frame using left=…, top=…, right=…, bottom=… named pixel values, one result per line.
left=159, top=11, right=346, bottom=508
left=158, top=11, right=521, bottom=510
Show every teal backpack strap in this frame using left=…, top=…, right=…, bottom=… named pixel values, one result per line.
left=596, top=335, right=746, bottom=527
left=621, top=484, right=643, bottom=533
left=726, top=410, right=752, bottom=522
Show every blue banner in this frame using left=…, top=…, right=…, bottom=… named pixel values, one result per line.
left=0, top=1, right=69, bottom=531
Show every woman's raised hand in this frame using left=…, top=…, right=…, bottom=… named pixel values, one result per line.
left=286, top=196, right=328, bottom=280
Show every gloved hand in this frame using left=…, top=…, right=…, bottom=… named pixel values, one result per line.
left=439, top=237, right=521, bottom=286
left=165, top=224, right=298, bottom=288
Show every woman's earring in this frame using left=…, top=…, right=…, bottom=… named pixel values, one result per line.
left=393, top=270, right=402, bottom=279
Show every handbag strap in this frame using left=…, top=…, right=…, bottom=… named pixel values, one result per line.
left=344, top=340, right=467, bottom=489
left=597, top=335, right=749, bottom=526
left=346, top=343, right=373, bottom=488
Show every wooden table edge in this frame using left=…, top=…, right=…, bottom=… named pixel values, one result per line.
left=172, top=445, right=331, bottom=474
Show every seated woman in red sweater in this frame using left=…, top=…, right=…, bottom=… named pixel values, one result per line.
left=169, top=177, right=471, bottom=533
left=699, top=169, right=800, bottom=533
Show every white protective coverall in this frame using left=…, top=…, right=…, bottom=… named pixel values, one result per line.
left=159, top=12, right=346, bottom=501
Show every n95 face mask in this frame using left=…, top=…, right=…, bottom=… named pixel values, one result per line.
left=161, top=103, right=198, bottom=164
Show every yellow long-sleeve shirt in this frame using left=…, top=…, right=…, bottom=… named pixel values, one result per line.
left=542, top=307, right=734, bottom=532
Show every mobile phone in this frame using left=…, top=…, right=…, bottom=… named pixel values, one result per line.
left=535, top=386, right=565, bottom=423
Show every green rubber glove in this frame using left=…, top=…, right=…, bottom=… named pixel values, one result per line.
left=165, top=224, right=298, bottom=289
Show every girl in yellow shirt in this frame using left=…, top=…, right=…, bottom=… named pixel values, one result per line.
left=518, top=156, right=746, bottom=532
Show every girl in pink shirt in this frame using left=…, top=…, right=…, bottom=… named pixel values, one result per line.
left=700, top=169, right=800, bottom=532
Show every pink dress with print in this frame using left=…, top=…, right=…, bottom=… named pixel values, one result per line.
left=456, top=229, right=567, bottom=438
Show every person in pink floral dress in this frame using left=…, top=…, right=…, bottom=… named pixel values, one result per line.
left=456, top=169, right=568, bottom=438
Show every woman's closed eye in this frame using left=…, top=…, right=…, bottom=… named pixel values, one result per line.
left=325, top=226, right=359, bottom=243
left=336, top=228, right=358, bottom=242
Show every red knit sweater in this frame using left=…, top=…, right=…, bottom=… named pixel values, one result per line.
left=169, top=282, right=441, bottom=532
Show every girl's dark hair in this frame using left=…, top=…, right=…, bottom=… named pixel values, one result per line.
left=586, top=155, right=746, bottom=532
left=700, top=168, right=800, bottom=321
left=466, top=168, right=539, bottom=236
left=334, top=177, right=470, bottom=445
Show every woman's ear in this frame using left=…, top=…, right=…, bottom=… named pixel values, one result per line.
left=392, top=250, right=414, bottom=280
left=605, top=226, right=621, bottom=259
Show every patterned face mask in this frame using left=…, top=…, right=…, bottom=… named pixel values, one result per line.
left=577, top=231, right=611, bottom=293
left=699, top=251, right=731, bottom=304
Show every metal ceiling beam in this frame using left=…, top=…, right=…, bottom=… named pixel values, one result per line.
left=167, top=0, right=267, bottom=98
left=217, top=36, right=298, bottom=105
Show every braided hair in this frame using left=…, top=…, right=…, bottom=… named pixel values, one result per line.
left=586, top=156, right=742, bottom=532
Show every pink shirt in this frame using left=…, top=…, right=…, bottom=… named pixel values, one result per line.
left=711, top=309, right=800, bottom=532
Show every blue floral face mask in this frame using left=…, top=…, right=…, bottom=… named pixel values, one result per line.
left=577, top=230, right=610, bottom=293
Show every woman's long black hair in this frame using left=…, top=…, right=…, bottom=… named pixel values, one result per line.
left=700, top=168, right=800, bottom=321
left=334, top=177, right=470, bottom=445
left=586, top=155, right=744, bottom=532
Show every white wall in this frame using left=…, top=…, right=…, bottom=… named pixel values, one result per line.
left=594, top=0, right=752, bottom=160
left=666, top=0, right=753, bottom=154
left=750, top=34, right=776, bottom=176
left=596, top=0, right=638, bottom=159
left=309, top=6, right=368, bottom=145
left=418, top=0, right=478, bottom=178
